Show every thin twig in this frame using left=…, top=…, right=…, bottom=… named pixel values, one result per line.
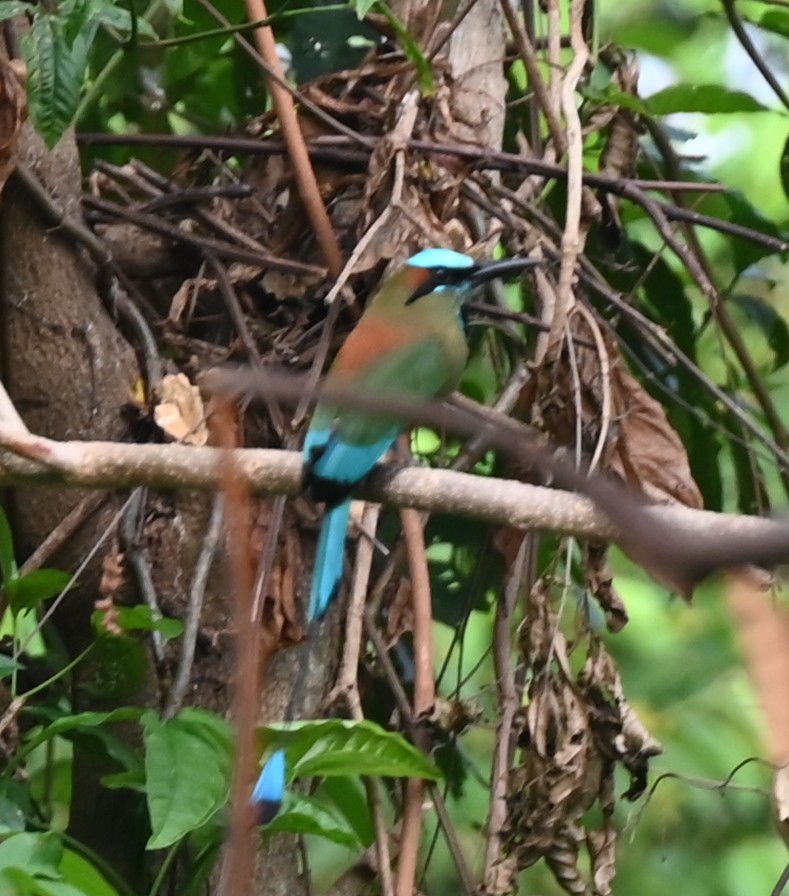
left=501, top=0, right=566, bottom=153
left=84, top=194, right=325, bottom=276
left=395, top=502, right=435, bottom=896
left=164, top=493, right=225, bottom=719
left=120, top=488, right=165, bottom=663
left=365, top=614, right=477, bottom=896
left=243, top=0, right=343, bottom=276
left=547, top=0, right=590, bottom=358
left=291, top=90, right=418, bottom=429
left=483, top=535, right=529, bottom=885
left=18, top=493, right=107, bottom=576
left=722, top=0, right=789, bottom=111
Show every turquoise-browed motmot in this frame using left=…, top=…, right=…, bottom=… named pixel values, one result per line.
left=304, top=247, right=537, bottom=620
left=252, top=247, right=536, bottom=823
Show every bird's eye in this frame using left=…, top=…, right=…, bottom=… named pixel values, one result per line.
left=432, top=266, right=448, bottom=280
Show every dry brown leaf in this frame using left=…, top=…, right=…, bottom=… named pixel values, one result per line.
left=584, top=542, right=629, bottom=633
left=153, top=373, right=208, bottom=446
left=0, top=58, right=26, bottom=197
left=609, top=353, right=702, bottom=508
left=385, top=577, right=414, bottom=646
left=250, top=503, right=303, bottom=648
left=531, top=316, right=702, bottom=510
left=169, top=277, right=214, bottom=323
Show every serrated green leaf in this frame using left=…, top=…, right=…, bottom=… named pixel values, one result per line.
left=260, top=719, right=441, bottom=781
left=0, top=1, right=33, bottom=23
left=263, top=792, right=364, bottom=849
left=23, top=9, right=95, bottom=147
left=0, top=507, right=18, bottom=588
left=645, top=84, right=769, bottom=115
left=143, top=708, right=233, bottom=849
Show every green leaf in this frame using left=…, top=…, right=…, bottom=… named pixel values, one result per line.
left=376, top=1, right=433, bottom=94
left=18, top=707, right=143, bottom=766
left=0, top=1, right=33, bottom=23
left=100, top=768, right=146, bottom=792
left=260, top=719, right=441, bottom=781
left=730, top=293, right=789, bottom=372
left=0, top=654, right=24, bottom=681
left=780, top=132, right=789, bottom=203
left=757, top=9, right=789, bottom=39
left=7, top=569, right=73, bottom=615
left=108, top=605, right=184, bottom=641
left=93, top=3, right=158, bottom=39
left=59, top=846, right=121, bottom=896
left=2, top=866, right=86, bottom=896
left=645, top=84, right=769, bottom=115
left=264, top=792, right=364, bottom=849
left=80, top=635, right=147, bottom=701
left=0, top=793, right=26, bottom=834
left=24, top=14, right=82, bottom=147
left=320, top=775, right=375, bottom=847
left=0, top=831, right=63, bottom=878
left=352, top=0, right=377, bottom=18
left=21, top=1, right=104, bottom=149
left=0, top=506, right=18, bottom=588
left=143, top=708, right=233, bottom=849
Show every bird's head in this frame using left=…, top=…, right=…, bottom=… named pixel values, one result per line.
left=401, top=248, right=537, bottom=305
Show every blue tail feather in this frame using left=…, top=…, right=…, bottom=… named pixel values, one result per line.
left=251, top=748, right=286, bottom=825
left=309, top=501, right=352, bottom=621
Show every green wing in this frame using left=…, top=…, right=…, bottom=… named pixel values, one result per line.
left=313, top=335, right=465, bottom=447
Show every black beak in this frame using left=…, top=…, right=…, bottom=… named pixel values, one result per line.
left=466, top=256, right=540, bottom=286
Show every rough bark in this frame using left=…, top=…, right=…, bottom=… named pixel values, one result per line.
left=1, top=123, right=142, bottom=879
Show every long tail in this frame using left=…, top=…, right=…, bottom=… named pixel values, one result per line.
left=309, top=500, right=352, bottom=621
left=251, top=748, right=286, bottom=825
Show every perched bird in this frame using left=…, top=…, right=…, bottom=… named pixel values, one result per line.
left=303, top=247, right=537, bottom=622
left=252, top=248, right=536, bottom=825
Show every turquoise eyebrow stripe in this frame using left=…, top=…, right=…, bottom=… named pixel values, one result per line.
left=406, top=248, right=475, bottom=269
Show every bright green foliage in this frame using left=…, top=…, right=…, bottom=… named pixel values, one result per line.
left=0, top=0, right=155, bottom=147
left=645, top=83, right=771, bottom=114
left=261, top=718, right=441, bottom=781
left=0, top=831, right=120, bottom=896
left=143, top=709, right=234, bottom=849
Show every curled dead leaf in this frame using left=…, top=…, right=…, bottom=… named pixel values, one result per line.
left=532, top=314, right=702, bottom=510
left=153, top=373, right=208, bottom=446
left=609, top=350, right=703, bottom=508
